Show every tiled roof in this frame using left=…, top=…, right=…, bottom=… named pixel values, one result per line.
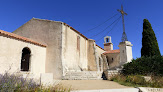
left=103, top=49, right=120, bottom=54
left=0, top=30, right=47, bottom=47
left=96, top=44, right=104, bottom=50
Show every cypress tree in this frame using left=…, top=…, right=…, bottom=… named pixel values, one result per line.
left=141, top=19, right=161, bottom=57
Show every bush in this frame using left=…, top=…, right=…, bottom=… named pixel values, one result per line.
left=122, top=55, right=163, bottom=76
left=127, top=75, right=146, bottom=85
left=0, top=72, right=39, bottom=91
left=0, top=72, right=71, bottom=92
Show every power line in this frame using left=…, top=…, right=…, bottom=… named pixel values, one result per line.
left=89, top=15, right=121, bottom=38
left=95, top=16, right=121, bottom=42
left=82, top=13, right=118, bottom=34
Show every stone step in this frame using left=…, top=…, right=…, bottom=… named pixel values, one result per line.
left=66, top=73, right=99, bottom=75
left=63, top=77, right=102, bottom=80
left=64, top=74, right=99, bottom=76
left=64, top=76, right=100, bottom=78
left=63, top=71, right=102, bottom=80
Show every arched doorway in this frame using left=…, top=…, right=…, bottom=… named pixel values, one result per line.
left=21, top=47, right=31, bottom=71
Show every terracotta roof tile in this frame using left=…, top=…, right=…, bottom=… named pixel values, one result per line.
left=0, top=30, right=47, bottom=47
left=103, top=49, right=120, bottom=54
left=96, top=44, right=104, bottom=50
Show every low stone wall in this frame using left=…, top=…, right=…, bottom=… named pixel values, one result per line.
left=138, top=87, right=163, bottom=92
left=104, top=70, right=121, bottom=80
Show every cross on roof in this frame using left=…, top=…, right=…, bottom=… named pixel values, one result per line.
left=117, top=5, right=127, bottom=16
left=117, top=5, right=128, bottom=42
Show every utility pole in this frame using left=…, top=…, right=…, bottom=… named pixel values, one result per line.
left=117, top=5, right=128, bottom=42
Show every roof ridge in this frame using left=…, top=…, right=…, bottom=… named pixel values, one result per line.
left=32, top=17, right=62, bottom=23
left=103, top=49, right=120, bottom=54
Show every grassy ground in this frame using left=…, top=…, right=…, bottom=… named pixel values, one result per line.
left=110, top=74, right=163, bottom=88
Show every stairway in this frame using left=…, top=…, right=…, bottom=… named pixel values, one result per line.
left=63, top=71, right=102, bottom=80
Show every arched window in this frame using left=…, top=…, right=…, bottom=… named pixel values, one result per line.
left=21, top=47, right=31, bottom=71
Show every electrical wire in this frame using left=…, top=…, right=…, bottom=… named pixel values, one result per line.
left=82, top=13, right=118, bottom=34
left=89, top=15, right=121, bottom=38
left=95, top=16, right=121, bottom=42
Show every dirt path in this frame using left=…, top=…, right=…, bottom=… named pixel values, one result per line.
left=59, top=80, right=132, bottom=90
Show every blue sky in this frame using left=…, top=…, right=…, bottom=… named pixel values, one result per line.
left=0, top=0, right=163, bottom=58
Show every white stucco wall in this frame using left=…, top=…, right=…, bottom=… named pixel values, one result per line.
left=126, top=46, right=133, bottom=62
left=119, top=41, right=133, bottom=65
left=62, top=25, right=88, bottom=72
left=0, top=36, right=46, bottom=78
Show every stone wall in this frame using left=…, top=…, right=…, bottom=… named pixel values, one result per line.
left=61, top=24, right=88, bottom=73
left=87, top=39, right=97, bottom=71
left=13, top=18, right=63, bottom=79
left=96, top=45, right=105, bottom=71
left=13, top=18, right=105, bottom=79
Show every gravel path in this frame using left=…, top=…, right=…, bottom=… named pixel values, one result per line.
left=59, top=80, right=132, bottom=90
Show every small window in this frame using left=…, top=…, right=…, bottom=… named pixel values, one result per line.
left=107, top=57, right=109, bottom=66
left=77, top=36, right=80, bottom=51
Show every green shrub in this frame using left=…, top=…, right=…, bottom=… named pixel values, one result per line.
left=122, top=55, right=163, bottom=76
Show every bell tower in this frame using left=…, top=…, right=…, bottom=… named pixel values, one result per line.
left=104, top=36, right=113, bottom=51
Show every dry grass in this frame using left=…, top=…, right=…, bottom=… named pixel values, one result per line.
left=110, top=74, right=163, bottom=88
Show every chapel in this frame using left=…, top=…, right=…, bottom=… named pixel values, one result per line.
left=0, top=18, right=133, bottom=83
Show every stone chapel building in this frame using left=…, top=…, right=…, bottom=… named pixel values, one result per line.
left=0, top=18, right=133, bottom=83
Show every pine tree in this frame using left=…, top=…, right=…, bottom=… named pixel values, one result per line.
left=141, top=19, right=161, bottom=57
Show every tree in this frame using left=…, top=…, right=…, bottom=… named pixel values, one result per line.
left=141, top=19, right=161, bottom=57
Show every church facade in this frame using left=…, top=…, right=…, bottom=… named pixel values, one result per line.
left=0, top=18, right=133, bottom=82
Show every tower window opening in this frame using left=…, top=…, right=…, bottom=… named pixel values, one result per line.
left=106, top=38, right=109, bottom=42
